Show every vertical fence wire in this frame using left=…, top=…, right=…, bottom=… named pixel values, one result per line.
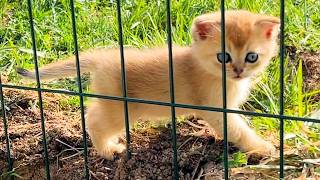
left=0, top=76, right=13, bottom=173
left=279, top=0, right=285, bottom=178
left=26, top=0, right=51, bottom=179
left=165, top=0, right=179, bottom=179
left=220, top=1, right=229, bottom=179
left=116, top=0, right=131, bottom=159
left=69, top=0, right=90, bottom=179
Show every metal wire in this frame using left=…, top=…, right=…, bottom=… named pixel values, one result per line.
left=220, top=1, right=229, bottom=179
left=26, top=0, right=51, bottom=179
left=279, top=0, right=286, bottom=178
left=116, top=0, right=132, bottom=159
left=0, top=76, right=13, bottom=173
left=69, top=0, right=90, bottom=179
left=165, top=0, right=179, bottom=179
left=2, top=84, right=320, bottom=124
left=2, top=1, right=320, bottom=179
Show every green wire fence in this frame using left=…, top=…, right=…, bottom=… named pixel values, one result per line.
left=1, top=0, right=319, bottom=179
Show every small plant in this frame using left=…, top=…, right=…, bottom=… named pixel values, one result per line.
left=229, top=152, right=248, bottom=168
left=0, top=170, right=24, bottom=179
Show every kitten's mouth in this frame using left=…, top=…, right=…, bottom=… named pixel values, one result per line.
left=232, top=75, right=243, bottom=80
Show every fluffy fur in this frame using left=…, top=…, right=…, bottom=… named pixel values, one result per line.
left=18, top=10, right=280, bottom=159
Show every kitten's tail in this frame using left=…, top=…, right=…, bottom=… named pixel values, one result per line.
left=17, top=50, right=101, bottom=80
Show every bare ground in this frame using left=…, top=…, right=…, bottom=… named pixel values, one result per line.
left=0, top=89, right=275, bottom=180
left=288, top=47, right=320, bottom=101
left=1, top=89, right=315, bottom=180
left=301, top=51, right=320, bottom=101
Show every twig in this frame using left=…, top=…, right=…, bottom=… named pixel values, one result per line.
left=55, top=139, right=100, bottom=180
left=56, top=148, right=84, bottom=157
left=200, top=172, right=218, bottom=177
left=55, top=138, right=80, bottom=152
left=191, top=141, right=208, bottom=180
left=60, top=151, right=83, bottom=160
left=185, top=120, right=205, bottom=129
left=249, top=164, right=299, bottom=170
left=177, top=137, right=193, bottom=150
left=185, top=120, right=216, bottom=137
left=90, top=170, right=100, bottom=180
left=231, top=164, right=300, bottom=173
left=55, top=138, right=84, bottom=162
left=302, top=158, right=320, bottom=165
left=195, top=168, right=204, bottom=180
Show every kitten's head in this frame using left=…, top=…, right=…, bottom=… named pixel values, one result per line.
left=191, top=10, right=280, bottom=80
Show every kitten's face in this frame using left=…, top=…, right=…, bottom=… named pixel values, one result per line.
left=191, top=10, right=280, bottom=80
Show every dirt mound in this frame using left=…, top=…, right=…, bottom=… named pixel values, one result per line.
left=5, top=89, right=312, bottom=179
left=287, top=47, right=320, bottom=101
left=1, top=89, right=231, bottom=179
left=301, top=52, right=320, bottom=92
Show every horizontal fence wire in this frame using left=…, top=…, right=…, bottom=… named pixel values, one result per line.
left=220, top=0, right=229, bottom=179
left=279, top=0, right=285, bottom=178
left=165, top=0, right=179, bottom=178
left=0, top=76, right=13, bottom=173
left=26, top=0, right=51, bottom=179
left=69, top=0, right=90, bottom=179
left=2, top=84, right=320, bottom=124
left=116, top=0, right=132, bottom=159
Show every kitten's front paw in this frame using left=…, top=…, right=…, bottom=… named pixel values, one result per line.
left=97, top=142, right=126, bottom=160
left=248, top=141, right=276, bottom=156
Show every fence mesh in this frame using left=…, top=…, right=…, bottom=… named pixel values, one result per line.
left=1, top=0, right=319, bottom=179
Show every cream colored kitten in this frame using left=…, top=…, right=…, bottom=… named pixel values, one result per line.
left=18, top=10, right=280, bottom=159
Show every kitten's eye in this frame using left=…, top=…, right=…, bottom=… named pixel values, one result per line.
left=245, top=52, right=259, bottom=63
left=217, top=53, right=232, bottom=63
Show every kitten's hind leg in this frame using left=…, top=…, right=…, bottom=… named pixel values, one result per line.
left=86, top=100, right=126, bottom=160
left=202, top=112, right=276, bottom=155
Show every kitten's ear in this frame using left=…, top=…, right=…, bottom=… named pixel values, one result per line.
left=192, top=20, right=220, bottom=41
left=255, top=17, right=280, bottom=39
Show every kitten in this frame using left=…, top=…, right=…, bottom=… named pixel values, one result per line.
left=18, top=10, right=280, bottom=159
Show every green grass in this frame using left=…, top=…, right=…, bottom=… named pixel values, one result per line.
left=229, top=152, right=248, bottom=168
left=1, top=0, right=320, bottom=176
left=0, top=170, right=23, bottom=179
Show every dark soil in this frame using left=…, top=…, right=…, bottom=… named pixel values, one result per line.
left=287, top=47, right=320, bottom=101
left=300, top=52, right=320, bottom=93
left=3, top=54, right=320, bottom=180
left=0, top=89, right=235, bottom=180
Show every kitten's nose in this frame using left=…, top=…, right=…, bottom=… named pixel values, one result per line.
left=233, top=67, right=244, bottom=75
